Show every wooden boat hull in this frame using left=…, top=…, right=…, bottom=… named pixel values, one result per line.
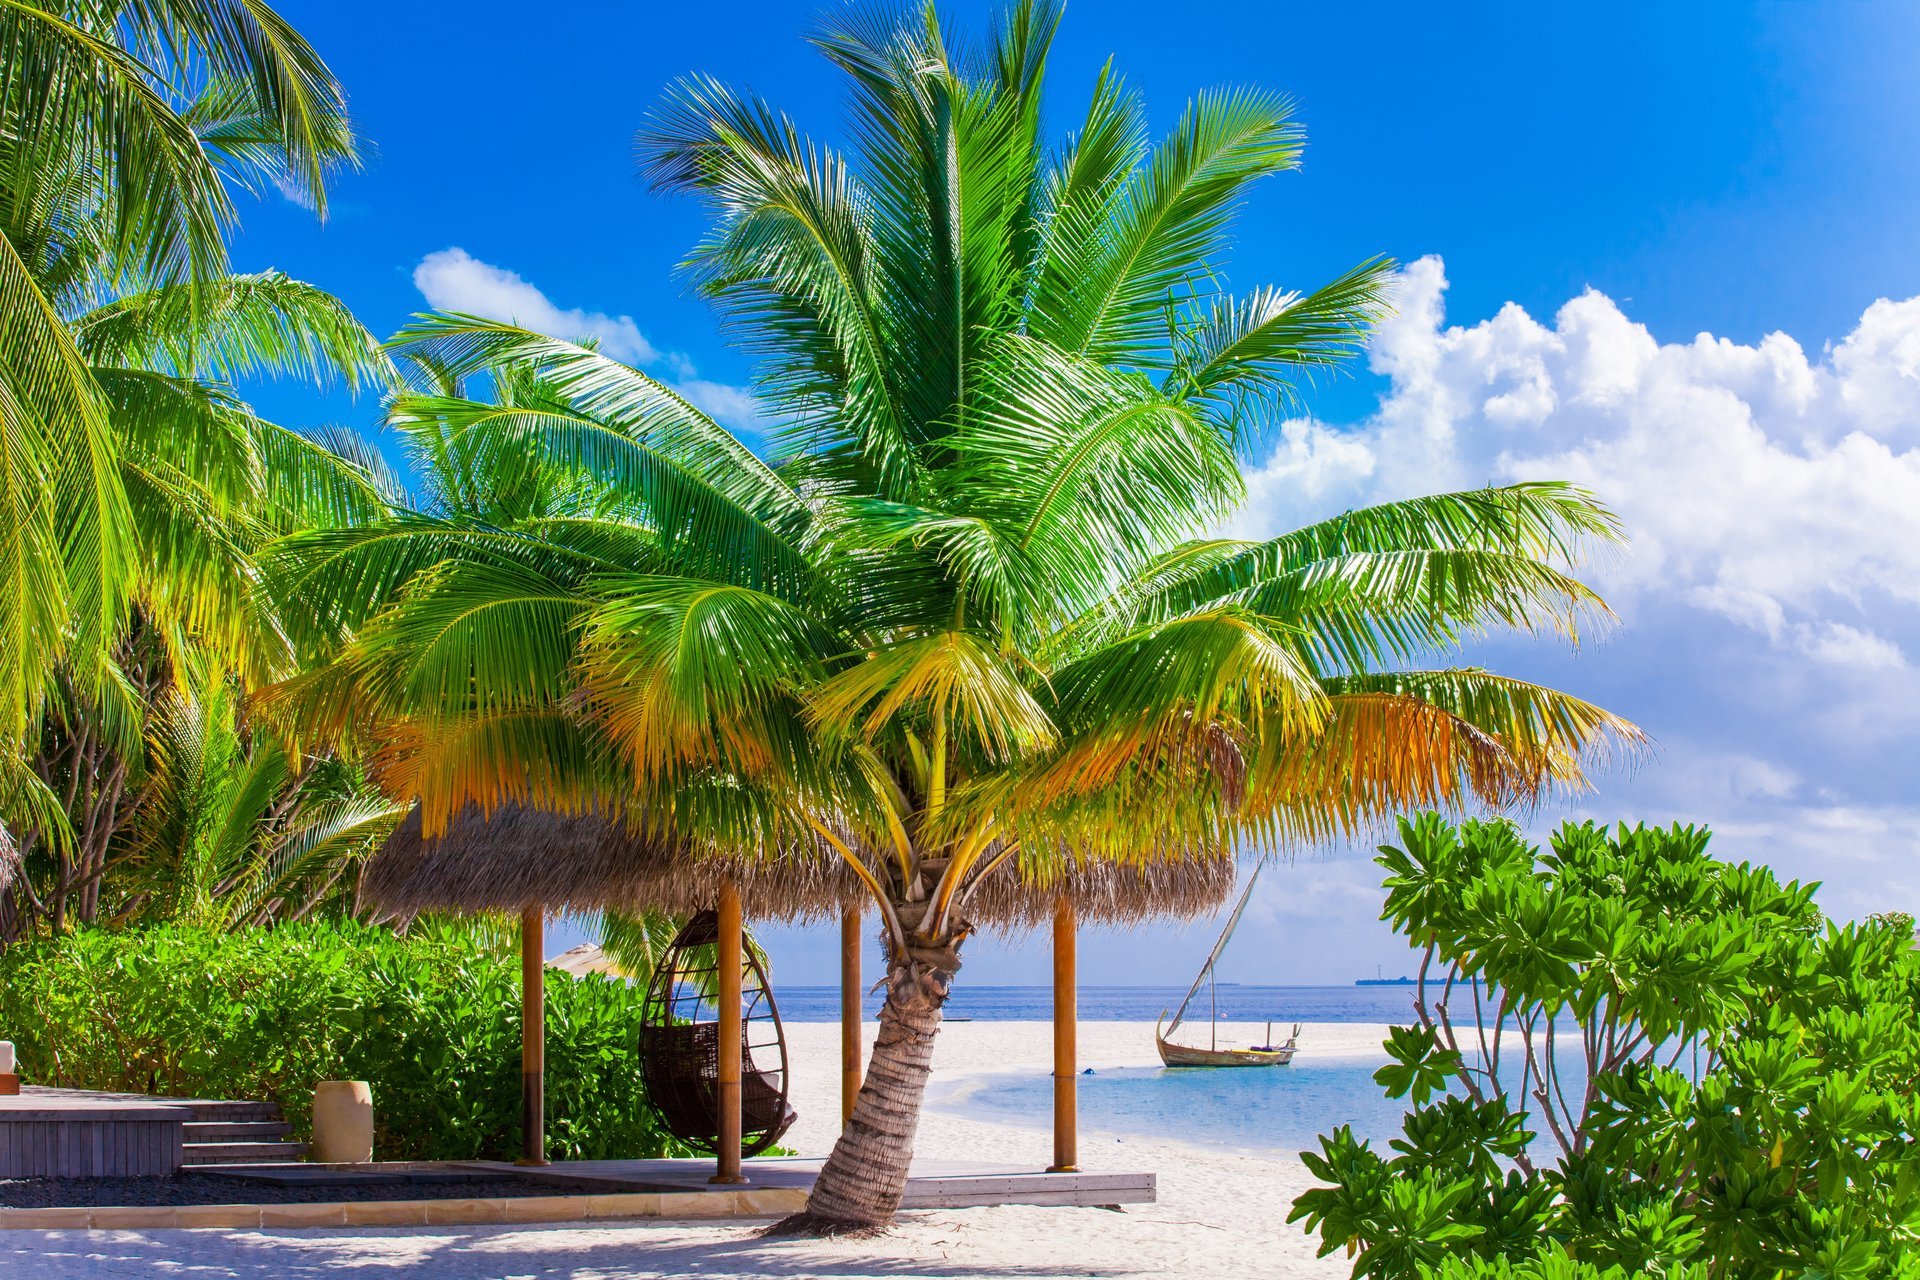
left=1155, top=1014, right=1296, bottom=1068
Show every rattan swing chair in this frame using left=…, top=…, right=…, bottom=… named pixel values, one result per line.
left=638, top=910, right=797, bottom=1157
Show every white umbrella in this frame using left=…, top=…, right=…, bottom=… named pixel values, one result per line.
left=549, top=943, right=626, bottom=978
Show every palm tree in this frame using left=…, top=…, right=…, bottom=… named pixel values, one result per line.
left=0, top=0, right=354, bottom=807
left=0, top=258, right=397, bottom=941
left=265, top=0, right=1638, bottom=1228
left=0, top=2, right=385, bottom=937
left=99, top=647, right=407, bottom=931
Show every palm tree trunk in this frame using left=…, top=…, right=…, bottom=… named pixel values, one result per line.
left=793, top=926, right=960, bottom=1228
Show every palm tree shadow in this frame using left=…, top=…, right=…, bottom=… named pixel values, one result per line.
left=0, top=1221, right=1155, bottom=1279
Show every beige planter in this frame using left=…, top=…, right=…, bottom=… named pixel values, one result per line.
left=311, top=1081, right=374, bottom=1163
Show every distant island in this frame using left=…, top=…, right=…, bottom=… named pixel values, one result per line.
left=1355, top=974, right=1482, bottom=987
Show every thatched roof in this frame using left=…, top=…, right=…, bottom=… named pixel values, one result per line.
left=361, top=803, right=1237, bottom=930
left=363, top=804, right=859, bottom=924
left=967, top=854, right=1238, bottom=930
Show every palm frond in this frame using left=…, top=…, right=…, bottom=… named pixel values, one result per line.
left=73, top=271, right=394, bottom=393
left=1030, top=85, right=1303, bottom=366
left=1171, top=255, right=1397, bottom=427
left=576, top=574, right=838, bottom=782
left=809, top=629, right=1058, bottom=763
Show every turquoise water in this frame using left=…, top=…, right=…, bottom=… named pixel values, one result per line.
left=944, top=1055, right=1413, bottom=1157
left=774, top=983, right=1427, bottom=1023
left=775, top=984, right=1597, bottom=1157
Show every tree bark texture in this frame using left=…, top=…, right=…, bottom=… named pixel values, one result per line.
left=801, top=918, right=960, bottom=1226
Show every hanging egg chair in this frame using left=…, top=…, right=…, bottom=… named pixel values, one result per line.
left=639, top=910, right=797, bottom=1157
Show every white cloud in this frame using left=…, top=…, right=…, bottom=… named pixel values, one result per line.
left=676, top=379, right=767, bottom=434
left=411, top=249, right=767, bottom=437
left=1238, top=255, right=1920, bottom=644
left=413, top=248, right=659, bottom=365
left=1796, top=621, right=1908, bottom=672
left=1232, top=257, right=1920, bottom=921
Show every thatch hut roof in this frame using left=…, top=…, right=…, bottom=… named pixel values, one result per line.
left=360, top=803, right=1237, bottom=930
left=363, top=804, right=859, bottom=924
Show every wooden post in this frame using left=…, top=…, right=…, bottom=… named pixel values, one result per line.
left=840, top=905, right=863, bottom=1126
left=1049, top=895, right=1079, bottom=1172
left=518, top=905, right=547, bottom=1167
left=711, top=880, right=747, bottom=1184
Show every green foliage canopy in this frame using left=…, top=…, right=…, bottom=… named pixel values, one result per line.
left=0, top=920, right=694, bottom=1162
left=1292, top=816, right=1920, bottom=1280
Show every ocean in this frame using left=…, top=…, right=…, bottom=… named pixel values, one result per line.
left=774, top=984, right=1584, bottom=1156
left=946, top=1057, right=1412, bottom=1157
left=772, top=983, right=1426, bottom=1024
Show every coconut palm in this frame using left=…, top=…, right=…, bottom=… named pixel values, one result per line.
left=98, top=647, right=407, bottom=931
left=264, top=0, right=1639, bottom=1227
left=0, top=0, right=354, bottom=796
left=0, top=2, right=379, bottom=936
left=0, top=261, right=396, bottom=941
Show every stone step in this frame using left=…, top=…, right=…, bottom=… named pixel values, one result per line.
left=182, top=1120, right=292, bottom=1143
left=181, top=1141, right=309, bottom=1165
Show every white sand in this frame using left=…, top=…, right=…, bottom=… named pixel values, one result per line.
left=3, top=1020, right=1391, bottom=1279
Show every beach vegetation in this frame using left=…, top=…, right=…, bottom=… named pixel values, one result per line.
left=268, top=0, right=1641, bottom=1227
left=1293, top=815, right=1920, bottom=1278
left=0, top=0, right=403, bottom=943
left=0, top=918, right=696, bottom=1161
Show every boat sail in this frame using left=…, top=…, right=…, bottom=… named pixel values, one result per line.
left=1155, top=867, right=1299, bottom=1068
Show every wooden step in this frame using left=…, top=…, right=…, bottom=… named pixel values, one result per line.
left=182, top=1120, right=292, bottom=1143
left=177, top=1100, right=283, bottom=1124
left=181, top=1140, right=309, bottom=1165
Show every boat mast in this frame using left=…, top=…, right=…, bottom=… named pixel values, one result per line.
left=1166, top=866, right=1263, bottom=1041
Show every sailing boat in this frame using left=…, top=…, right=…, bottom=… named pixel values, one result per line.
left=1156, top=868, right=1300, bottom=1068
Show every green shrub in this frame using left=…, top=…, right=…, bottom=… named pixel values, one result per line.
left=1291, top=816, right=1920, bottom=1280
left=0, top=920, right=697, bottom=1161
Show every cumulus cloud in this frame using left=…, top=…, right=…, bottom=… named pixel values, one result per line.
left=674, top=378, right=768, bottom=434
left=415, top=248, right=660, bottom=364
left=1233, top=256, right=1920, bottom=918
left=1238, top=255, right=1920, bottom=654
left=411, top=248, right=764, bottom=434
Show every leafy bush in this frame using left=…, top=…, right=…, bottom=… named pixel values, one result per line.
left=0, top=920, right=697, bottom=1161
left=1291, top=815, right=1920, bottom=1280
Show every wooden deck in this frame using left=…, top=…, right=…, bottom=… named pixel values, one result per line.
left=199, top=1156, right=1157, bottom=1211
left=465, top=1156, right=1155, bottom=1209
left=0, top=1096, right=186, bottom=1178
left=4, top=1088, right=1155, bottom=1214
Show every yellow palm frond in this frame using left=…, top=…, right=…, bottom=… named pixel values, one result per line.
left=807, top=630, right=1058, bottom=763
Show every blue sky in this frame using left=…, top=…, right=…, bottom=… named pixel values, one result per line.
left=237, top=2, right=1920, bottom=985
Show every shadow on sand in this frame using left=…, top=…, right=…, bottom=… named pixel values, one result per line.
left=0, top=1217, right=1153, bottom=1280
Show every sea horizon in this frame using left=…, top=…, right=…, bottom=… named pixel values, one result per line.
left=772, top=982, right=1423, bottom=1024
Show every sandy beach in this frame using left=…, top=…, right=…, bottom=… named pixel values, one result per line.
left=3, top=1019, right=1391, bottom=1279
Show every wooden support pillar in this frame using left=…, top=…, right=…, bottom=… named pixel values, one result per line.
left=1049, top=895, right=1079, bottom=1173
left=840, top=905, right=863, bottom=1126
left=710, top=880, right=747, bottom=1185
left=517, top=905, right=547, bottom=1167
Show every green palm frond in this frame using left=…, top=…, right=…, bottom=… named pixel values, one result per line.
left=74, top=271, right=394, bottom=394
left=641, top=73, right=919, bottom=495
left=1030, top=85, right=1303, bottom=366
left=952, top=333, right=1244, bottom=627
left=1116, top=483, right=1626, bottom=632
left=1171, top=255, right=1398, bottom=425
left=577, top=575, right=837, bottom=782
left=350, top=557, right=588, bottom=719
left=0, top=230, right=128, bottom=750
